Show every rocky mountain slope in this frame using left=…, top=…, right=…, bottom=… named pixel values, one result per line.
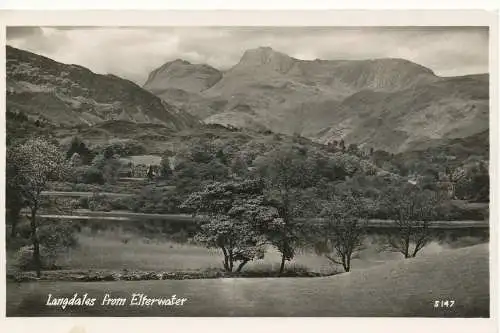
left=145, top=46, right=489, bottom=153
left=6, top=46, right=199, bottom=130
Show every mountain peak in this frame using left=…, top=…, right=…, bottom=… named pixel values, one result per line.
left=144, top=58, right=222, bottom=94
left=235, top=46, right=296, bottom=74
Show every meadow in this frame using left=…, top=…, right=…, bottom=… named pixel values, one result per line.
left=6, top=244, right=489, bottom=317
left=7, top=223, right=486, bottom=275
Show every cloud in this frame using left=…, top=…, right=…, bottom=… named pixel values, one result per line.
left=6, top=26, right=489, bottom=85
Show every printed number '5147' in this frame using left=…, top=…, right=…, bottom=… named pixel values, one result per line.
left=434, top=300, right=455, bottom=308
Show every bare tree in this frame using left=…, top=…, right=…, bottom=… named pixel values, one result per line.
left=319, top=192, right=367, bottom=272
left=382, top=183, right=439, bottom=258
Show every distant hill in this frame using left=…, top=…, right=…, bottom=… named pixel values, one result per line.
left=6, top=46, right=199, bottom=129
left=144, top=46, right=489, bottom=153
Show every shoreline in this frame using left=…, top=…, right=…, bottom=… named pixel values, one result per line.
left=7, top=268, right=339, bottom=283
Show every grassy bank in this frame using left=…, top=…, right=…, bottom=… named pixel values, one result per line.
left=6, top=244, right=489, bottom=317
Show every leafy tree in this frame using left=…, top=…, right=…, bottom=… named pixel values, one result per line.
left=66, top=137, right=94, bottom=164
left=347, top=143, right=359, bottom=154
left=381, top=183, right=440, bottom=258
left=469, top=161, right=489, bottom=202
left=318, top=192, right=368, bottom=272
left=9, top=138, right=69, bottom=277
left=255, top=144, right=316, bottom=274
left=91, top=153, right=122, bottom=184
left=6, top=147, right=25, bottom=240
left=456, top=160, right=489, bottom=202
left=37, top=220, right=79, bottom=267
left=182, top=180, right=279, bottom=272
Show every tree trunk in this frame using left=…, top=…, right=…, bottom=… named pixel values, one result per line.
left=279, top=254, right=286, bottom=275
left=403, top=231, right=411, bottom=259
left=343, top=256, right=351, bottom=272
left=30, top=207, right=41, bottom=278
left=236, top=260, right=249, bottom=273
left=222, top=248, right=230, bottom=272
left=10, top=214, right=18, bottom=238
left=229, top=251, right=234, bottom=272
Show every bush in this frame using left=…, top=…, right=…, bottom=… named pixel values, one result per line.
left=66, top=137, right=95, bottom=165
left=73, top=166, right=104, bottom=185
left=436, top=201, right=487, bottom=221
left=73, top=183, right=100, bottom=192
left=109, top=197, right=135, bottom=211
left=134, top=185, right=185, bottom=214
left=15, top=245, right=57, bottom=271
left=88, top=193, right=112, bottom=212
left=15, top=220, right=78, bottom=271
left=99, top=140, right=146, bottom=157
left=38, top=220, right=79, bottom=253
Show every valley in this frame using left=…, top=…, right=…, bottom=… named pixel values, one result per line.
left=5, top=42, right=490, bottom=318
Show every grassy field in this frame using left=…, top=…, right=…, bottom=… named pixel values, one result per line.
left=41, top=227, right=478, bottom=273
left=57, top=229, right=343, bottom=273
left=6, top=244, right=489, bottom=317
left=7, top=226, right=486, bottom=274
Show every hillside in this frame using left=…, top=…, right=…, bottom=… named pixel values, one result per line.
left=316, top=74, right=489, bottom=152
left=6, top=46, right=199, bottom=129
left=144, top=46, right=488, bottom=153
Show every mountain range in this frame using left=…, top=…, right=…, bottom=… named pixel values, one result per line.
left=143, top=46, right=489, bottom=153
left=6, top=45, right=489, bottom=153
left=6, top=46, right=198, bottom=131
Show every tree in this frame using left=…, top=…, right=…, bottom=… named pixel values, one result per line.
left=318, top=192, right=368, bottom=272
left=91, top=153, right=121, bottom=184
left=381, top=183, right=439, bottom=258
left=182, top=180, right=278, bottom=272
left=468, top=161, right=489, bottom=202
left=9, top=138, right=69, bottom=277
left=230, top=152, right=250, bottom=178
left=6, top=147, right=25, bottom=240
left=455, top=160, right=489, bottom=202
left=255, top=144, right=315, bottom=274
left=69, top=152, right=83, bottom=167
left=66, top=136, right=93, bottom=164
left=347, top=143, right=359, bottom=155
left=339, top=139, right=346, bottom=153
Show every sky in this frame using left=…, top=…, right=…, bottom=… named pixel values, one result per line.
left=6, top=26, right=489, bottom=85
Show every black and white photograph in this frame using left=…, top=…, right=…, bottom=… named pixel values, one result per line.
left=2, top=14, right=494, bottom=320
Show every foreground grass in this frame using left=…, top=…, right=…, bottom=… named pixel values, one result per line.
left=58, top=231, right=341, bottom=273
left=7, top=227, right=485, bottom=274
left=6, top=244, right=489, bottom=317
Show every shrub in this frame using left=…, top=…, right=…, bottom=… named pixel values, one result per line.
left=66, top=137, right=95, bottom=165
left=73, top=166, right=105, bottom=185
left=79, top=196, right=89, bottom=209
left=88, top=193, right=112, bottom=212
left=109, top=197, right=135, bottom=211
left=38, top=220, right=79, bottom=253
left=15, top=245, right=57, bottom=271
left=15, top=220, right=78, bottom=271
left=84, top=167, right=105, bottom=184
left=99, top=140, right=146, bottom=157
